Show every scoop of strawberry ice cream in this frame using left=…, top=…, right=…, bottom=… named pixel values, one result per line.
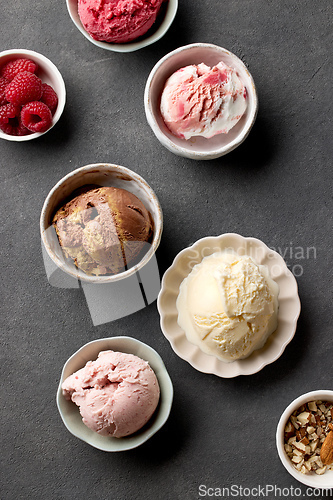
left=62, top=350, right=160, bottom=438
left=160, top=61, right=247, bottom=140
left=78, top=0, right=164, bottom=43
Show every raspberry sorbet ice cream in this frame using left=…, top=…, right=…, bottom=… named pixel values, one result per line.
left=62, top=350, right=160, bottom=438
left=78, top=0, right=165, bottom=43
left=52, top=185, right=153, bottom=276
left=160, top=61, right=247, bottom=140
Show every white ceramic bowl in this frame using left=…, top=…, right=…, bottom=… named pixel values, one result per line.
left=158, top=233, right=301, bottom=377
left=66, top=0, right=178, bottom=53
left=57, top=336, right=173, bottom=451
left=0, top=49, right=66, bottom=142
left=144, top=43, right=258, bottom=160
left=40, top=163, right=163, bottom=283
left=276, top=390, right=333, bottom=488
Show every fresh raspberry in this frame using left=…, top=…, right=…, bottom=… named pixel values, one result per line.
left=5, top=71, right=43, bottom=106
left=40, top=83, right=58, bottom=115
left=21, top=101, right=52, bottom=133
left=0, top=103, right=30, bottom=136
left=0, top=77, right=9, bottom=105
left=0, top=58, right=38, bottom=81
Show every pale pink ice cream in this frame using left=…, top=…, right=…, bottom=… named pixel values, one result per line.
left=62, top=350, right=160, bottom=438
left=160, top=61, right=247, bottom=140
left=78, top=0, right=165, bottom=43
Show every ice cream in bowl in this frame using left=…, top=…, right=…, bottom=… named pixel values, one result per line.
left=40, top=163, right=163, bottom=283
left=57, top=336, right=173, bottom=451
left=144, top=43, right=258, bottom=159
left=66, top=0, right=178, bottom=52
left=158, top=233, right=301, bottom=377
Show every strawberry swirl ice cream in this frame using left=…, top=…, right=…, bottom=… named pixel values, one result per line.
left=160, top=61, right=247, bottom=140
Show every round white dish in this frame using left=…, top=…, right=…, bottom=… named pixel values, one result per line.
left=144, top=43, right=258, bottom=160
left=40, top=163, right=163, bottom=284
left=0, top=49, right=66, bottom=142
left=157, top=233, right=301, bottom=377
left=66, top=0, right=178, bottom=53
left=276, top=390, right=333, bottom=488
left=57, top=336, right=173, bottom=452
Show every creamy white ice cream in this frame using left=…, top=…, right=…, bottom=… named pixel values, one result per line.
left=176, top=251, right=279, bottom=362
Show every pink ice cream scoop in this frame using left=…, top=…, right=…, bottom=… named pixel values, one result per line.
left=160, top=61, right=247, bottom=140
left=78, top=0, right=165, bottom=43
left=62, top=350, right=160, bottom=438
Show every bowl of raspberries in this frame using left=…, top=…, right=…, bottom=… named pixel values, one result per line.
left=0, top=49, right=66, bottom=141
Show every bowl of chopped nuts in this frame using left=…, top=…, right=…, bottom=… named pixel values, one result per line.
left=276, top=390, right=333, bottom=488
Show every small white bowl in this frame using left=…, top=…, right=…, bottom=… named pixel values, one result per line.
left=40, top=163, right=163, bottom=283
left=57, top=336, right=173, bottom=451
left=66, top=0, right=178, bottom=53
left=144, top=43, right=258, bottom=160
left=276, top=390, right=333, bottom=488
left=0, top=49, right=66, bottom=142
left=157, top=233, right=301, bottom=377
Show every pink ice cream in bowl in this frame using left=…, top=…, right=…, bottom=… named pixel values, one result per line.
left=66, top=0, right=178, bottom=52
left=57, top=336, right=173, bottom=451
left=144, top=43, right=258, bottom=159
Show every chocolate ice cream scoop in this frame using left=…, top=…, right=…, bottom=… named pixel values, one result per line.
left=52, top=186, right=153, bottom=276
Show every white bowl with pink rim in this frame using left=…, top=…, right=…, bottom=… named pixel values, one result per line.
left=0, top=49, right=66, bottom=142
left=144, top=43, right=258, bottom=160
left=40, top=163, right=163, bottom=284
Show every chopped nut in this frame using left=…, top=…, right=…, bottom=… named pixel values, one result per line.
left=308, top=401, right=318, bottom=412
left=319, top=404, right=327, bottom=414
left=288, top=436, right=297, bottom=445
left=315, top=415, right=322, bottom=426
left=309, top=439, right=319, bottom=452
left=304, top=461, right=312, bottom=472
left=284, top=420, right=295, bottom=439
left=297, top=412, right=311, bottom=426
left=315, top=466, right=327, bottom=475
left=296, top=427, right=307, bottom=439
left=290, top=415, right=299, bottom=429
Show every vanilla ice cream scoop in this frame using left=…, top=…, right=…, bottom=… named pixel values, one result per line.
left=176, top=251, right=279, bottom=362
left=62, top=350, right=160, bottom=438
left=160, top=61, right=247, bottom=140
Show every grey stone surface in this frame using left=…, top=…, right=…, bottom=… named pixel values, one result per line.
left=1, top=1, right=332, bottom=499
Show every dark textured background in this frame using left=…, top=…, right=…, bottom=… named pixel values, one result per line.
left=1, top=1, right=332, bottom=499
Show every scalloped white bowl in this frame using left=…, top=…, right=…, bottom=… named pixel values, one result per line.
left=0, top=49, right=66, bottom=142
left=66, top=0, right=178, bottom=53
left=144, top=43, right=258, bottom=160
left=157, top=233, right=301, bottom=377
left=276, top=390, right=333, bottom=488
left=57, top=336, right=173, bottom=451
